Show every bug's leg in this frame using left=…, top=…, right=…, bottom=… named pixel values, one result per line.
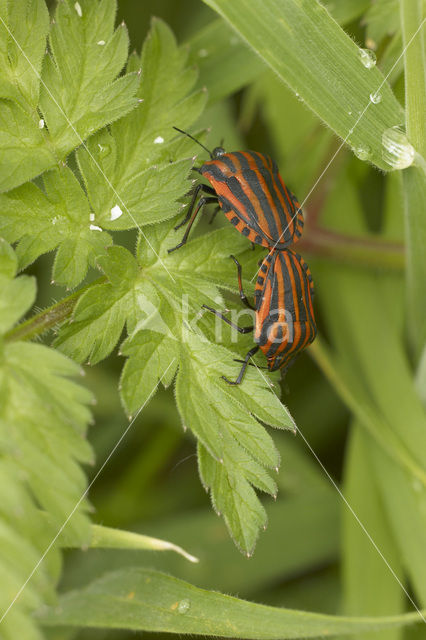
left=233, top=358, right=268, bottom=370
left=229, top=255, right=255, bottom=310
left=208, top=205, right=220, bottom=224
left=174, top=184, right=216, bottom=231
left=202, top=304, right=253, bottom=333
left=169, top=195, right=218, bottom=253
left=222, top=346, right=260, bottom=385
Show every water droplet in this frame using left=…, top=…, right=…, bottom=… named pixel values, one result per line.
left=38, top=118, right=45, bottom=129
left=110, top=204, right=123, bottom=221
left=90, top=224, right=102, bottom=231
left=348, top=111, right=352, bottom=115
left=154, top=136, right=164, bottom=144
left=89, top=213, right=95, bottom=221
left=382, top=125, right=415, bottom=170
left=97, top=40, right=106, bottom=46
left=353, top=145, right=371, bottom=161
left=359, top=48, right=376, bottom=69
left=74, top=2, right=82, bottom=17
left=97, top=143, right=111, bottom=158
left=177, top=599, right=190, bottom=614
left=369, top=92, right=382, bottom=104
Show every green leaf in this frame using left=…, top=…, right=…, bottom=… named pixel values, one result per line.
left=198, top=443, right=269, bottom=554
left=39, top=567, right=425, bottom=637
left=40, top=0, right=139, bottom=157
left=371, top=442, right=426, bottom=606
left=0, top=165, right=112, bottom=288
left=0, top=3, right=52, bottom=194
left=402, top=166, right=426, bottom=361
left=54, top=290, right=126, bottom=365
left=343, top=425, right=404, bottom=640
left=174, top=330, right=291, bottom=553
left=400, top=0, right=426, bottom=361
left=0, top=0, right=49, bottom=108
left=120, top=327, right=178, bottom=416
left=0, top=99, right=56, bottom=192
left=0, top=237, right=17, bottom=277
left=57, top=213, right=296, bottom=553
left=186, top=4, right=375, bottom=106
left=202, top=0, right=405, bottom=170
left=0, top=259, right=93, bottom=638
left=54, top=246, right=146, bottom=364
left=88, top=524, right=199, bottom=563
left=0, top=274, right=35, bottom=333
left=76, top=18, right=206, bottom=230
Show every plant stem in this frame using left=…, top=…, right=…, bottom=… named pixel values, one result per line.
left=299, top=228, right=404, bottom=270
left=400, top=1, right=426, bottom=361
left=400, top=0, right=426, bottom=158
left=4, top=277, right=105, bottom=343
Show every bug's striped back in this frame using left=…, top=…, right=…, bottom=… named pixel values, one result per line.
left=254, top=250, right=316, bottom=372
left=200, top=151, right=304, bottom=249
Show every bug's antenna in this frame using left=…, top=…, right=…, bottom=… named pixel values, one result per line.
left=173, top=126, right=213, bottom=158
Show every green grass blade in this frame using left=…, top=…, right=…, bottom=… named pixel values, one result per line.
left=39, top=568, right=425, bottom=637
left=400, top=1, right=426, bottom=360
left=400, top=0, right=426, bottom=157
left=202, top=0, right=404, bottom=170
left=402, top=166, right=426, bottom=360
left=343, top=425, right=404, bottom=640
left=87, top=525, right=199, bottom=563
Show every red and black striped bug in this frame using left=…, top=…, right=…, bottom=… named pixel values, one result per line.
left=168, top=128, right=304, bottom=253
left=203, top=251, right=316, bottom=385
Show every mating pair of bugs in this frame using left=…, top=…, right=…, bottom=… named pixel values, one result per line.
left=169, top=127, right=317, bottom=385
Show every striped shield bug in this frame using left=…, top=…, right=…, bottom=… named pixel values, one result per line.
left=168, top=128, right=304, bottom=253
left=203, top=251, right=316, bottom=385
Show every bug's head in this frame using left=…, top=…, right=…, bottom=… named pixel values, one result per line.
left=211, top=146, right=226, bottom=158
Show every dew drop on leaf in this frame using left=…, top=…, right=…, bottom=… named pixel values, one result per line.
left=110, top=204, right=123, bottom=221
left=353, top=145, right=371, bottom=161
left=382, top=126, right=415, bottom=170
left=358, top=48, right=376, bottom=69
left=177, top=599, right=191, bottom=614
left=369, top=92, right=382, bottom=104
